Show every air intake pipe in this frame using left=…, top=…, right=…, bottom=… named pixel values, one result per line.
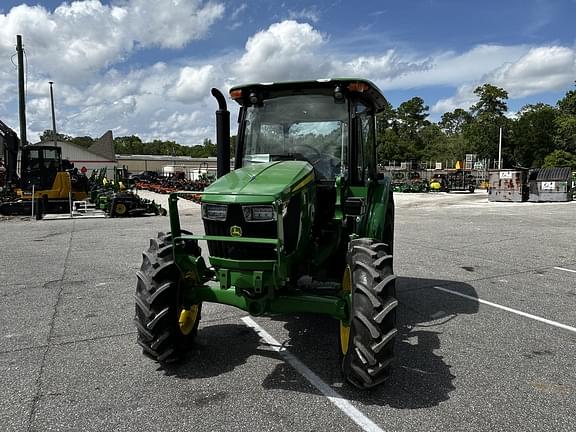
left=211, top=88, right=230, bottom=178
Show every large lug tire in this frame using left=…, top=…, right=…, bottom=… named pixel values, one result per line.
left=134, top=231, right=202, bottom=363
left=340, top=238, right=398, bottom=389
left=384, top=196, right=395, bottom=267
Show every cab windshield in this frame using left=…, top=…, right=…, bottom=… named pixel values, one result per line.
left=242, top=94, right=348, bottom=180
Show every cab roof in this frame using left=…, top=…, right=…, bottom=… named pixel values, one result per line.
left=229, top=78, right=389, bottom=113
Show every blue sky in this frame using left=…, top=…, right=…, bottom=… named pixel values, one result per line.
left=1, top=0, right=575, bottom=144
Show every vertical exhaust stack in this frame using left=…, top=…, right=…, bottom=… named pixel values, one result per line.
left=211, top=88, right=230, bottom=178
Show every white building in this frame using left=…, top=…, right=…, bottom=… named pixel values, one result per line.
left=35, top=131, right=117, bottom=175
left=116, top=154, right=220, bottom=177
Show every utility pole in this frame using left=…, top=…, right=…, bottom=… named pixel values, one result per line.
left=16, top=35, right=27, bottom=148
left=49, top=81, right=57, bottom=147
left=498, top=127, right=502, bottom=169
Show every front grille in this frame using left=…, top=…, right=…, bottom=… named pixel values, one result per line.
left=203, top=204, right=277, bottom=260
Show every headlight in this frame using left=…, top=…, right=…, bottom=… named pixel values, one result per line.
left=202, top=203, right=227, bottom=221
left=242, top=205, right=276, bottom=222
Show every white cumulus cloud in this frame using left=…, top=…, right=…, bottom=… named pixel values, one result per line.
left=331, top=50, right=431, bottom=83
left=486, top=46, right=576, bottom=97
left=382, top=45, right=530, bottom=90
left=169, top=65, right=217, bottom=102
left=1, top=4, right=575, bottom=145
left=432, top=45, right=576, bottom=114
left=0, top=0, right=225, bottom=84
left=233, top=20, right=326, bottom=82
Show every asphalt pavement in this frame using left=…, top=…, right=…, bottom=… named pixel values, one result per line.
left=1, top=191, right=575, bottom=431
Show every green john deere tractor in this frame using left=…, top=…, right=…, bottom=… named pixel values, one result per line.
left=134, top=79, right=397, bottom=389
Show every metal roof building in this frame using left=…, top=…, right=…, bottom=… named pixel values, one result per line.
left=116, top=155, right=234, bottom=180
left=115, top=154, right=218, bottom=173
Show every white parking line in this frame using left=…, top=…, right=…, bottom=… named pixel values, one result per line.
left=432, top=286, right=576, bottom=333
left=554, top=266, right=576, bottom=274
left=241, top=316, right=385, bottom=432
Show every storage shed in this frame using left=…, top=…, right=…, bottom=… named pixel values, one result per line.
left=528, top=167, right=573, bottom=202
left=487, top=169, right=528, bottom=202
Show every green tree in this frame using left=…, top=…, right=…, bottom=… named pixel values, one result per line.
left=188, top=145, right=205, bottom=157
left=542, top=149, right=576, bottom=169
left=395, top=97, right=431, bottom=160
left=376, top=100, right=396, bottom=135
left=377, top=128, right=401, bottom=163
left=375, top=102, right=399, bottom=163
left=70, top=136, right=94, bottom=148
left=557, top=88, right=576, bottom=115
left=114, top=135, right=144, bottom=154
left=397, top=97, right=430, bottom=127
left=439, top=108, right=473, bottom=136
left=554, top=115, right=576, bottom=153
left=39, top=130, right=71, bottom=142
left=465, top=83, right=510, bottom=161
left=201, top=138, right=217, bottom=157
left=554, top=87, right=576, bottom=154
left=420, top=123, right=449, bottom=161
left=510, top=103, right=558, bottom=167
left=470, top=84, right=509, bottom=118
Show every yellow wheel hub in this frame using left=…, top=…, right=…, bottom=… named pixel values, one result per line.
left=178, top=305, right=199, bottom=335
left=115, top=202, right=127, bottom=215
left=340, top=266, right=352, bottom=355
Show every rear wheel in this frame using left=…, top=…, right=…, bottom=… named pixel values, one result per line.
left=134, top=231, right=202, bottom=363
left=109, top=196, right=132, bottom=217
left=340, top=238, right=398, bottom=388
left=112, top=200, right=128, bottom=216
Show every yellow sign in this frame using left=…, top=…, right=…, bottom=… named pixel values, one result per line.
left=230, top=225, right=242, bottom=237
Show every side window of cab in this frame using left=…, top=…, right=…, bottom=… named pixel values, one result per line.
left=351, top=101, right=376, bottom=185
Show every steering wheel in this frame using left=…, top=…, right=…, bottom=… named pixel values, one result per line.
left=294, top=144, right=322, bottom=158
left=294, top=144, right=341, bottom=179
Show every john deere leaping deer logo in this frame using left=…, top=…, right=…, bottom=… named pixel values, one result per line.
left=230, top=225, right=242, bottom=237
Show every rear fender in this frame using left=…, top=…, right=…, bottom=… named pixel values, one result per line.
left=363, top=177, right=393, bottom=243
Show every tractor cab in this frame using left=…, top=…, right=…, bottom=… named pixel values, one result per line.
left=216, top=80, right=391, bottom=248
left=230, top=80, right=386, bottom=186
left=20, top=145, right=64, bottom=190
left=0, top=144, right=88, bottom=215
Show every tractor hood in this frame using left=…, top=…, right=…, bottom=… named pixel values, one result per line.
left=202, top=160, right=314, bottom=204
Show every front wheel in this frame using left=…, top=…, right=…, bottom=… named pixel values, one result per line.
left=134, top=232, right=202, bottom=363
left=340, top=238, right=398, bottom=388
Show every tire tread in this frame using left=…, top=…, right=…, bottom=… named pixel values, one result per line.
left=134, top=231, right=201, bottom=364
left=341, top=238, right=397, bottom=389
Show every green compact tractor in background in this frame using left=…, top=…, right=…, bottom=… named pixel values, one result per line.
left=134, top=79, right=397, bottom=389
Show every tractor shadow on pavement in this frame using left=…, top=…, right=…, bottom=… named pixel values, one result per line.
left=162, top=323, right=262, bottom=379
left=262, top=276, right=479, bottom=409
